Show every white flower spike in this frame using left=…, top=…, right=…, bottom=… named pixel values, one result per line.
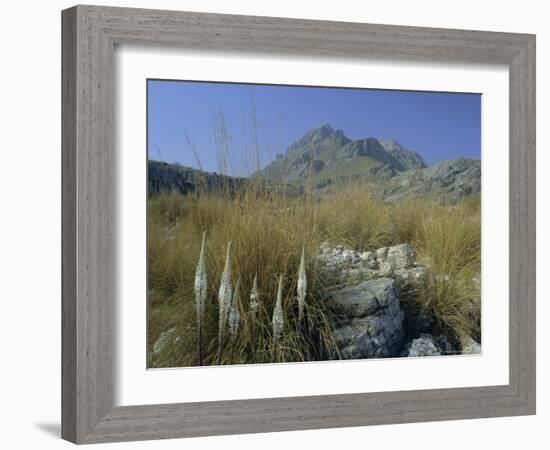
left=272, top=275, right=284, bottom=343
left=297, top=246, right=307, bottom=320
left=194, top=231, right=208, bottom=323
left=250, top=273, right=260, bottom=314
left=229, top=275, right=241, bottom=338
left=218, top=241, right=233, bottom=343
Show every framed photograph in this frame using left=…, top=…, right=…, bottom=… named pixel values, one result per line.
left=62, top=5, right=536, bottom=444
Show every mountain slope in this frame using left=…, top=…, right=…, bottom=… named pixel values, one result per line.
left=368, top=157, right=481, bottom=201
left=147, top=160, right=302, bottom=198
left=148, top=160, right=248, bottom=196
left=259, top=124, right=426, bottom=183
left=378, top=138, right=427, bottom=171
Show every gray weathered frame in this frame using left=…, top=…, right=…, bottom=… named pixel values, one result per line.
left=61, top=4, right=536, bottom=444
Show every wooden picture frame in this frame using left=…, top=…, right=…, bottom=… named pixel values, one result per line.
left=61, top=5, right=536, bottom=444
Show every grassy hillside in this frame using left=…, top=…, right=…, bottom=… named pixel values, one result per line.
left=148, top=184, right=481, bottom=368
left=310, top=155, right=381, bottom=182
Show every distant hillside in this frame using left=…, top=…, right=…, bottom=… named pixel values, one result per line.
left=148, top=160, right=301, bottom=198
left=148, top=160, right=248, bottom=196
left=367, top=157, right=481, bottom=202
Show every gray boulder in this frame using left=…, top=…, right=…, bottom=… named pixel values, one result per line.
left=317, top=243, right=376, bottom=284
left=402, top=334, right=442, bottom=357
left=331, top=278, right=404, bottom=359
left=329, top=282, right=381, bottom=317
left=462, top=337, right=481, bottom=355
left=394, top=266, right=429, bottom=285
left=317, top=242, right=426, bottom=284
left=377, top=243, right=415, bottom=276
left=359, top=250, right=378, bottom=269
left=386, top=243, right=416, bottom=269
left=376, top=246, right=388, bottom=261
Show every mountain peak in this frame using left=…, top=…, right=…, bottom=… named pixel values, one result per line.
left=378, top=138, right=403, bottom=151
left=287, top=123, right=344, bottom=153
left=303, top=123, right=335, bottom=141
left=315, top=122, right=334, bottom=134
left=378, top=138, right=427, bottom=169
left=261, top=125, right=427, bottom=183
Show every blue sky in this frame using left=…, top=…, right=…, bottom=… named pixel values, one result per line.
left=147, top=79, right=481, bottom=175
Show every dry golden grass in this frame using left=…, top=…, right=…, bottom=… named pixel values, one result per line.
left=147, top=183, right=481, bottom=367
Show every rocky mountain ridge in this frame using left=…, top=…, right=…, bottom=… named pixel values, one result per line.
left=148, top=123, right=481, bottom=201
left=260, top=123, right=428, bottom=183
left=257, top=123, right=480, bottom=200
left=148, top=160, right=246, bottom=197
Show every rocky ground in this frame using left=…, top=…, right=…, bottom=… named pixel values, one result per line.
left=151, top=241, right=481, bottom=363
left=317, top=242, right=481, bottom=359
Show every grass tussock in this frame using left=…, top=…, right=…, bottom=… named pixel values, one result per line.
left=148, top=183, right=481, bottom=367
left=414, top=205, right=481, bottom=342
